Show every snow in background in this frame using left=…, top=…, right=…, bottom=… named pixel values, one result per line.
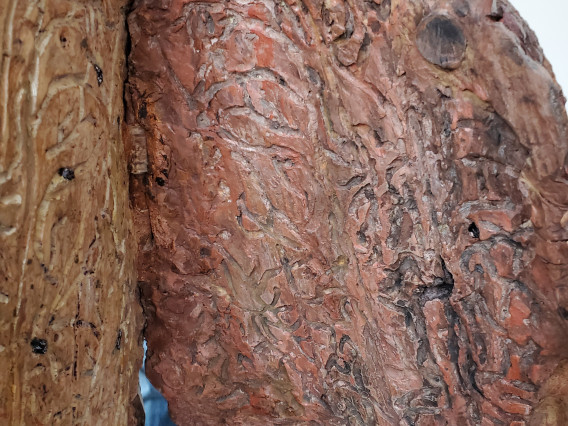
left=511, top=0, right=568, bottom=96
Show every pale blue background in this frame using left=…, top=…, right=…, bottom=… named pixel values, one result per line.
left=140, top=341, right=176, bottom=426
left=511, top=0, right=568, bottom=94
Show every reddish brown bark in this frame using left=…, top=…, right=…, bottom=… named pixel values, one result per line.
left=126, top=0, right=568, bottom=424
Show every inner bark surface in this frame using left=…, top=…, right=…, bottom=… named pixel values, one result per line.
left=0, top=1, right=143, bottom=424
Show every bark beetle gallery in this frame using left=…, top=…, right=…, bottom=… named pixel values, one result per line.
left=126, top=0, right=568, bottom=424
left=1, top=0, right=567, bottom=424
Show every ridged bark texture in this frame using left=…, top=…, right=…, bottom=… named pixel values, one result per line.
left=0, top=1, right=143, bottom=424
left=126, top=0, right=568, bottom=424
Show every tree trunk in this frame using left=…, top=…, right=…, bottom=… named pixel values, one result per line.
left=2, top=0, right=568, bottom=424
left=126, top=0, right=568, bottom=425
left=0, top=1, right=142, bottom=424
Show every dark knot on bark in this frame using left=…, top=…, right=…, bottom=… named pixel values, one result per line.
left=416, top=13, right=466, bottom=70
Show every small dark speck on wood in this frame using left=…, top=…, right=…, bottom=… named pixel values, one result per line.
left=31, top=337, right=48, bottom=354
left=94, top=64, right=103, bottom=86
left=58, top=167, right=75, bottom=181
left=138, top=102, right=147, bottom=120
left=115, top=329, right=122, bottom=350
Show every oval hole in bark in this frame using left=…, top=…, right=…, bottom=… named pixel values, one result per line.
left=30, top=337, right=48, bottom=354
left=58, top=167, right=75, bottom=181
left=468, top=222, right=480, bottom=239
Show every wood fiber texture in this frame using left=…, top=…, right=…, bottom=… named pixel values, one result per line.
left=0, top=0, right=142, bottom=424
left=126, top=0, right=568, bottom=424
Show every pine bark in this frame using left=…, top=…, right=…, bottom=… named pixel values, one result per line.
left=127, top=0, right=568, bottom=424
left=2, top=0, right=567, bottom=424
